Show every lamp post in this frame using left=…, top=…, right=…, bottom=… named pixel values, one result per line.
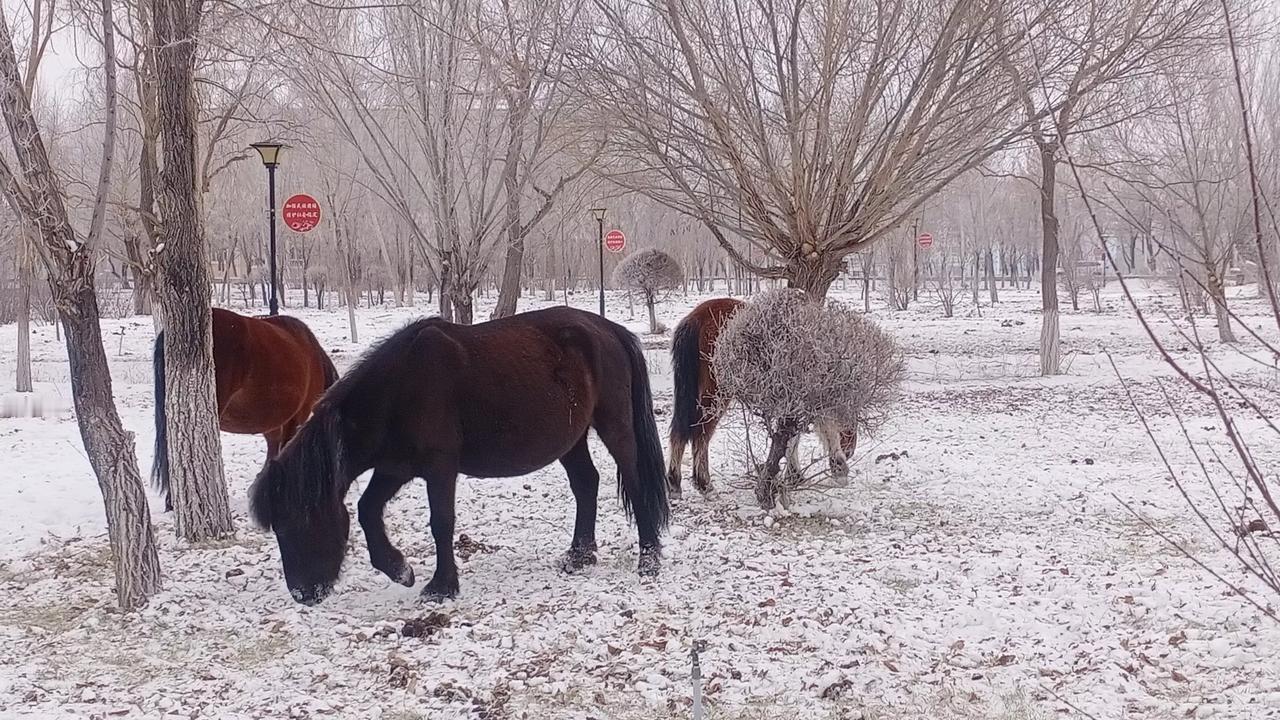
left=250, top=141, right=284, bottom=315
left=591, top=207, right=606, bottom=316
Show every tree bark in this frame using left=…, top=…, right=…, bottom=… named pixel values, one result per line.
left=0, top=0, right=162, bottom=608
left=64, top=294, right=164, bottom=608
left=786, top=255, right=840, bottom=298
left=491, top=101, right=526, bottom=320
left=971, top=252, right=981, bottom=308
left=150, top=0, right=232, bottom=540
left=1208, top=267, right=1236, bottom=343
left=15, top=228, right=32, bottom=392
left=985, top=249, right=998, bottom=304
left=1037, top=140, right=1061, bottom=376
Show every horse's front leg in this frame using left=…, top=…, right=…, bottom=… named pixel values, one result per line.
left=421, top=461, right=460, bottom=601
left=357, top=470, right=415, bottom=587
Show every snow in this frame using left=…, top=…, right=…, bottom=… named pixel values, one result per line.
left=1, top=283, right=1278, bottom=719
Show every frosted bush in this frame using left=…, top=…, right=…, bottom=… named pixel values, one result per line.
left=612, top=249, right=683, bottom=333
left=712, top=288, right=904, bottom=506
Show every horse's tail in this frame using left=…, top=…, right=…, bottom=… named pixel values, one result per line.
left=669, top=312, right=702, bottom=447
left=321, top=352, right=339, bottom=389
left=151, top=330, right=171, bottom=510
left=610, top=324, right=670, bottom=535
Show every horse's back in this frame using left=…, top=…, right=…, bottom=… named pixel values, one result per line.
left=687, top=297, right=745, bottom=342
left=212, top=308, right=332, bottom=433
left=342, top=307, right=635, bottom=478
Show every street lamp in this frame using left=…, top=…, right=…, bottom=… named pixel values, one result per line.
left=591, top=207, right=606, bottom=317
left=250, top=141, right=284, bottom=315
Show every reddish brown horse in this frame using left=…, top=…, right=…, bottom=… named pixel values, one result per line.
left=153, top=308, right=338, bottom=511
left=667, top=297, right=856, bottom=497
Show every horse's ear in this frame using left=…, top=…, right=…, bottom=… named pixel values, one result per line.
left=248, top=462, right=278, bottom=530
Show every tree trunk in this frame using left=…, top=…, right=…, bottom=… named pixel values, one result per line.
left=491, top=194, right=524, bottom=320
left=786, top=255, right=840, bottom=298
left=15, top=230, right=32, bottom=392
left=1208, top=268, right=1236, bottom=343
left=971, top=252, right=981, bottom=308
left=755, top=419, right=800, bottom=510
left=345, top=281, right=359, bottom=343
left=66, top=287, right=164, bottom=608
left=646, top=298, right=658, bottom=334
left=1038, top=140, right=1061, bottom=376
left=453, top=287, right=474, bottom=324
left=438, top=256, right=454, bottom=321
left=0, top=0, right=163, bottom=608
left=985, top=249, right=998, bottom=304
left=150, top=0, right=231, bottom=540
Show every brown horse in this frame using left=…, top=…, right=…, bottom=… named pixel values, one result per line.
left=248, top=306, right=669, bottom=605
left=152, top=308, right=338, bottom=511
left=666, top=297, right=856, bottom=497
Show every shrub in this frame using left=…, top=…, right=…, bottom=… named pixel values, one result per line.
left=712, top=288, right=905, bottom=507
left=612, top=248, right=683, bottom=333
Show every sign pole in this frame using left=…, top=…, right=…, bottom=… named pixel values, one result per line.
left=597, top=216, right=605, bottom=317
left=267, top=163, right=279, bottom=316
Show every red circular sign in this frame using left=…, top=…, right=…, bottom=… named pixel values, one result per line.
left=917, top=232, right=934, bottom=249
left=282, top=194, right=322, bottom=233
left=605, top=229, right=626, bottom=253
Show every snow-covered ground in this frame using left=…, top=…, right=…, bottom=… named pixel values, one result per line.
left=1, top=282, right=1278, bottom=719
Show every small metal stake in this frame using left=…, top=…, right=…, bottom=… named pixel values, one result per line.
left=691, top=640, right=706, bottom=720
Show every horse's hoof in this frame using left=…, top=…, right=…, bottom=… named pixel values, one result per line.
left=668, top=487, right=683, bottom=502
left=560, top=547, right=598, bottom=573
left=393, top=563, right=416, bottom=588
left=637, top=547, right=661, bottom=578
left=420, top=578, right=459, bottom=603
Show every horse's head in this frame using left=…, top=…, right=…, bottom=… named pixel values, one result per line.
left=250, top=417, right=351, bottom=606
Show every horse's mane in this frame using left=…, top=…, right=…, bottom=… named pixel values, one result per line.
left=249, top=317, right=445, bottom=529
left=321, top=317, right=444, bottom=406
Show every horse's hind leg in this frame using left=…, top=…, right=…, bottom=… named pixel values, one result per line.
left=421, top=459, right=461, bottom=601
left=559, top=433, right=601, bottom=573
left=816, top=418, right=850, bottom=483
left=358, top=470, right=415, bottom=587
left=691, top=416, right=719, bottom=496
left=261, top=431, right=282, bottom=476
left=595, top=422, right=662, bottom=576
left=665, top=435, right=686, bottom=500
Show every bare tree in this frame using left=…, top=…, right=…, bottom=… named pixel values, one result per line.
left=998, top=0, right=1221, bottom=375
left=585, top=0, right=1065, bottom=296
left=8, top=0, right=56, bottom=395
left=150, top=0, right=232, bottom=540
left=478, top=0, right=600, bottom=319
left=1057, top=3, right=1280, bottom=616
left=612, top=247, right=682, bottom=333
left=1129, top=76, right=1248, bottom=343
left=0, top=0, right=161, bottom=608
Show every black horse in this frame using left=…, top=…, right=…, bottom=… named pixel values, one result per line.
left=249, top=306, right=670, bottom=605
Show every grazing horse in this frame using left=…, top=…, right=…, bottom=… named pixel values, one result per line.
left=248, top=306, right=670, bottom=606
left=666, top=297, right=857, bottom=497
left=152, top=308, right=338, bottom=511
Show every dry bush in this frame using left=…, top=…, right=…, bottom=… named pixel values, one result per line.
left=712, top=288, right=905, bottom=507
left=612, top=248, right=683, bottom=333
